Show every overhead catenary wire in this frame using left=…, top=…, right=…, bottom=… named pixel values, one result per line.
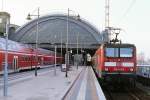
left=118, top=0, right=137, bottom=25
left=1, top=0, right=3, bottom=11
left=123, top=0, right=137, bottom=17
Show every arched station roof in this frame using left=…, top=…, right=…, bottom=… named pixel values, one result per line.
left=9, top=14, right=108, bottom=51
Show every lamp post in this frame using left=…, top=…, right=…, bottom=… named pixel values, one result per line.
left=70, top=49, right=72, bottom=65
left=3, top=18, right=9, bottom=96
left=54, top=44, right=57, bottom=76
left=65, top=8, right=80, bottom=77
left=76, top=32, right=79, bottom=69
left=61, top=32, right=63, bottom=65
left=54, top=35, right=57, bottom=76
left=27, top=7, right=40, bottom=76
left=65, top=8, right=69, bottom=77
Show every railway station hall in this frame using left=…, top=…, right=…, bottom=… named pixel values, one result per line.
left=9, top=14, right=108, bottom=55
left=1, top=11, right=150, bottom=100
left=8, top=14, right=109, bottom=65
left=1, top=0, right=150, bottom=100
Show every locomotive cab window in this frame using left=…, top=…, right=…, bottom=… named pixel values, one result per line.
left=105, top=47, right=133, bottom=58
left=120, top=48, right=133, bottom=57
left=105, top=48, right=119, bottom=57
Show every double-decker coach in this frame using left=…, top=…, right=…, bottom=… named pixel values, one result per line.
left=0, top=37, right=63, bottom=74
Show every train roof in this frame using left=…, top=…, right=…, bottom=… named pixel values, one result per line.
left=0, top=37, right=55, bottom=55
left=0, top=37, right=31, bottom=51
left=104, top=43, right=135, bottom=48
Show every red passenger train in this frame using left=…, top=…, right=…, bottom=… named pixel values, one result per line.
left=92, top=43, right=136, bottom=86
left=0, top=37, right=63, bottom=74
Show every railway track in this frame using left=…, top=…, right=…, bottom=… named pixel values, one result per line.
left=127, top=87, right=150, bottom=100
left=102, top=84, right=150, bottom=100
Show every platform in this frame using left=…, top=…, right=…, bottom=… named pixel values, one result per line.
left=0, top=66, right=106, bottom=100
left=62, top=67, right=106, bottom=100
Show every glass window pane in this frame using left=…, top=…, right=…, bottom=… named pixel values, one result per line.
left=120, top=48, right=133, bottom=57
left=105, top=48, right=119, bottom=57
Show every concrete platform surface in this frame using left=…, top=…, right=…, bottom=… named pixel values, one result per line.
left=0, top=66, right=83, bottom=100
left=63, top=67, right=106, bottom=100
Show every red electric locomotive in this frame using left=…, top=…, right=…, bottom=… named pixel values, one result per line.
left=0, top=37, right=63, bottom=74
left=93, top=43, right=136, bottom=86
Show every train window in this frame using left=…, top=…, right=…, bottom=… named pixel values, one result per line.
left=38, top=57, right=41, bottom=61
left=22, top=56, right=25, bottom=61
left=0, top=44, right=2, bottom=49
left=120, top=48, right=133, bottom=57
left=28, top=57, right=30, bottom=61
left=105, top=48, right=119, bottom=57
left=29, top=57, right=31, bottom=61
left=21, top=57, right=23, bottom=61
left=0, top=43, right=5, bottom=49
left=33, top=56, right=36, bottom=60
left=23, top=56, right=29, bottom=61
left=26, top=57, right=28, bottom=61
left=25, top=56, right=27, bottom=61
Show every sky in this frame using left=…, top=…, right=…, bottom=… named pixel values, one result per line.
left=1, top=0, right=150, bottom=59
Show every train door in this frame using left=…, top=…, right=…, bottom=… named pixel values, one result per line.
left=13, top=56, right=18, bottom=71
left=97, top=55, right=102, bottom=77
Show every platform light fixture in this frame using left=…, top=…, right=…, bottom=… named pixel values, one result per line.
left=60, top=32, right=63, bottom=66
left=66, top=8, right=80, bottom=77
left=26, top=7, right=40, bottom=76
left=3, top=17, right=9, bottom=96
left=76, top=32, right=79, bottom=69
left=54, top=35, right=57, bottom=76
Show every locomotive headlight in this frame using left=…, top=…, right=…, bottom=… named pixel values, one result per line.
left=105, top=68, right=108, bottom=71
left=130, top=68, right=134, bottom=72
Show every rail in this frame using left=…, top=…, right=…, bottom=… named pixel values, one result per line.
left=104, top=86, right=146, bottom=100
